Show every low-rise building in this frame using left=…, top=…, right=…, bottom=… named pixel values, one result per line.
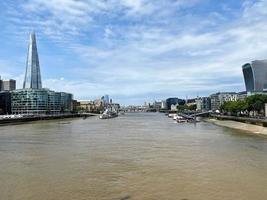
left=171, top=104, right=178, bottom=111
left=161, top=100, right=167, bottom=109
left=79, top=100, right=96, bottom=112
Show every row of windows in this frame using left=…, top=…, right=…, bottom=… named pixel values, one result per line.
left=11, top=89, right=73, bottom=115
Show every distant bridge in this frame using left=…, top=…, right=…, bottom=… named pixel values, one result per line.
left=120, top=107, right=148, bottom=112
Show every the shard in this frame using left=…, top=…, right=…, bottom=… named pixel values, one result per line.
left=23, top=32, right=42, bottom=89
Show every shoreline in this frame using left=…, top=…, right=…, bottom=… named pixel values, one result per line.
left=0, top=114, right=96, bottom=126
left=205, top=118, right=267, bottom=135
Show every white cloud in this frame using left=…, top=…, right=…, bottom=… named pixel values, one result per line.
left=2, top=0, right=267, bottom=104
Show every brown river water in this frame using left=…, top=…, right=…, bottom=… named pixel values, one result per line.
left=0, top=112, right=267, bottom=200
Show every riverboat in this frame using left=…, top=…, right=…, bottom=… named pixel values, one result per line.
left=99, top=107, right=118, bottom=119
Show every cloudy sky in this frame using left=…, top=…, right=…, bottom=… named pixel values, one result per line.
left=0, top=0, right=267, bottom=105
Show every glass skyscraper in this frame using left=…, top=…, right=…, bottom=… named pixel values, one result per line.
left=23, top=32, right=42, bottom=89
left=242, top=60, right=267, bottom=92
left=11, top=32, right=73, bottom=115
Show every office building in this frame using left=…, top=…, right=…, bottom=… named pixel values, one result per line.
left=0, top=79, right=16, bottom=91
left=0, top=91, right=11, bottom=114
left=11, top=89, right=73, bottom=115
left=11, top=32, right=73, bottom=115
left=242, top=60, right=267, bottom=93
left=23, top=32, right=42, bottom=89
left=196, top=97, right=211, bottom=111
left=104, top=95, right=109, bottom=104
left=153, top=101, right=162, bottom=111
left=166, top=98, right=185, bottom=110
left=210, top=92, right=238, bottom=111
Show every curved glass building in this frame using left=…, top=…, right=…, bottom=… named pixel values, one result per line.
left=11, top=89, right=73, bottom=115
left=242, top=60, right=267, bottom=92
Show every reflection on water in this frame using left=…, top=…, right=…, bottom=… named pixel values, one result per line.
left=0, top=113, right=267, bottom=200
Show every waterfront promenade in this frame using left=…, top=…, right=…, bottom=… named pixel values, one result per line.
left=0, top=113, right=97, bottom=125
left=1, top=112, right=267, bottom=200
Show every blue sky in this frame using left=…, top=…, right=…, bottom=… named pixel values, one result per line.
left=0, top=0, right=267, bottom=105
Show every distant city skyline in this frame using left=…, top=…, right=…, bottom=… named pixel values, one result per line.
left=0, top=0, right=267, bottom=105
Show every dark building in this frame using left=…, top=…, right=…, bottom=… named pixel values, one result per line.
left=0, top=91, right=11, bottom=114
left=242, top=60, right=267, bottom=93
left=166, top=98, right=185, bottom=110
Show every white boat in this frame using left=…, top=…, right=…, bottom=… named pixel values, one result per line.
left=99, top=107, right=118, bottom=119
left=168, top=113, right=176, bottom=118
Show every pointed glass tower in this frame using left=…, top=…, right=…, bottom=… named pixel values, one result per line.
left=23, top=32, right=42, bottom=89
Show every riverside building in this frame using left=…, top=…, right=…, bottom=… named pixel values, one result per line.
left=166, top=98, right=185, bottom=110
left=196, top=97, right=211, bottom=111
left=210, top=92, right=238, bottom=111
left=11, top=32, right=73, bottom=115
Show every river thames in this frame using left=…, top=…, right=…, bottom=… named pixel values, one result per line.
left=0, top=113, right=267, bottom=200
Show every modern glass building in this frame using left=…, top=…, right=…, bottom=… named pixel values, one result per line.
left=0, top=91, right=11, bottom=114
left=11, top=89, right=73, bottom=115
left=23, top=32, right=42, bottom=89
left=11, top=32, right=73, bottom=115
left=60, top=92, right=73, bottom=112
left=48, top=90, right=61, bottom=114
left=242, top=60, right=267, bottom=92
left=11, top=89, right=48, bottom=115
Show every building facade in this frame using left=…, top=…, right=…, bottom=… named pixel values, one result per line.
left=166, top=98, right=185, bottom=110
left=10, top=32, right=73, bottom=115
left=161, top=100, right=167, bottom=109
left=0, top=79, right=16, bottom=91
left=210, top=92, right=238, bottom=111
left=11, top=89, right=48, bottom=115
left=11, top=89, right=73, bottom=115
left=23, top=32, right=42, bottom=89
left=242, top=60, right=267, bottom=93
left=196, top=97, right=211, bottom=111
left=0, top=91, right=11, bottom=114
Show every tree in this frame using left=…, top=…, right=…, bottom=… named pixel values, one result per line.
left=220, top=94, right=267, bottom=116
left=188, top=104, right=197, bottom=111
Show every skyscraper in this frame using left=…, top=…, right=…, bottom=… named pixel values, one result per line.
left=23, top=32, right=42, bottom=89
left=242, top=60, right=267, bottom=92
left=11, top=32, right=73, bottom=115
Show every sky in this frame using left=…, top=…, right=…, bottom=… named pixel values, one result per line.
left=0, top=0, right=267, bottom=105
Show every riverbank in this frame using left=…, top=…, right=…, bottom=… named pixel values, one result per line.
left=0, top=114, right=95, bottom=126
left=205, top=118, right=267, bottom=135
